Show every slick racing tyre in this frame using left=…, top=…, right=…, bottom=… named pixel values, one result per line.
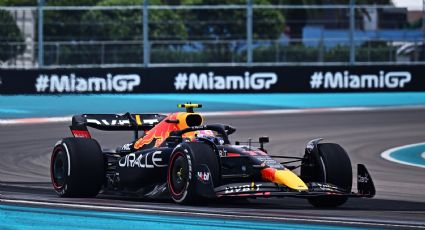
left=301, top=143, right=352, bottom=208
left=167, top=142, right=219, bottom=204
left=50, top=138, right=105, bottom=197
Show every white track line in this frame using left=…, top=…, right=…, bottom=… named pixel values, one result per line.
left=1, top=198, right=424, bottom=229
left=381, top=142, right=425, bottom=169
left=1, top=105, right=425, bottom=126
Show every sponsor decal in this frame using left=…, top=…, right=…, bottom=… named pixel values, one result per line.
left=142, top=119, right=159, bottom=125
left=218, top=149, right=227, bottom=157
left=224, top=183, right=262, bottom=194
left=255, top=156, right=284, bottom=169
left=174, top=72, right=277, bottom=91
left=313, top=183, right=342, bottom=192
left=358, top=173, right=370, bottom=183
left=121, top=143, right=132, bottom=151
left=87, top=119, right=130, bottom=126
left=197, top=171, right=210, bottom=183
left=35, top=73, right=141, bottom=93
left=310, top=71, right=411, bottom=89
left=86, top=117, right=158, bottom=128
left=191, top=125, right=207, bottom=130
left=186, top=154, right=192, bottom=180
left=119, top=151, right=166, bottom=168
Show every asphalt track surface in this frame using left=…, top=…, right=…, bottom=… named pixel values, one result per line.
left=1, top=108, right=425, bottom=229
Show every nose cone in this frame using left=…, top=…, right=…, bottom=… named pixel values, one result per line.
left=261, top=168, right=308, bottom=191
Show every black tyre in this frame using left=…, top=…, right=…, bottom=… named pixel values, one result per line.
left=167, top=142, right=219, bottom=204
left=302, top=143, right=352, bottom=208
left=50, top=138, right=105, bottom=197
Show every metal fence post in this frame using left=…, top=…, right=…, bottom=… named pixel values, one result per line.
left=349, top=0, right=355, bottom=65
left=101, top=43, right=105, bottom=64
left=143, top=0, right=149, bottom=67
left=420, top=0, right=425, bottom=61
left=247, top=0, right=253, bottom=65
left=37, top=0, right=44, bottom=67
left=318, top=34, right=324, bottom=63
left=55, top=42, right=59, bottom=64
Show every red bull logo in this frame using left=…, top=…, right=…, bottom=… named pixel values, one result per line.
left=134, top=112, right=204, bottom=149
left=134, top=113, right=179, bottom=149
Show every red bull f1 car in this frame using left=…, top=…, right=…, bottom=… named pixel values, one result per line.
left=50, top=103, right=375, bottom=207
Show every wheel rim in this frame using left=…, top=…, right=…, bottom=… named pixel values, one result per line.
left=170, top=154, right=188, bottom=195
left=52, top=149, right=67, bottom=189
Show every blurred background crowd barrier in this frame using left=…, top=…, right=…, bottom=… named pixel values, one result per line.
left=0, top=0, right=424, bottom=68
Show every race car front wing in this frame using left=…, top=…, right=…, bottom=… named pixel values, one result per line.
left=215, top=164, right=375, bottom=198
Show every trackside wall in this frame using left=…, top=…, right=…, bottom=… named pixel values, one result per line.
left=1, top=65, right=424, bottom=94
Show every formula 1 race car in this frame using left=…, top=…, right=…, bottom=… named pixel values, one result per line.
left=50, top=103, right=375, bottom=207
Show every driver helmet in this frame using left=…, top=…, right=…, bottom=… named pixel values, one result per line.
left=194, top=130, right=224, bottom=145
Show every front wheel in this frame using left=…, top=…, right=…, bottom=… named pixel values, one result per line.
left=301, top=143, right=352, bottom=208
left=167, top=142, right=219, bottom=204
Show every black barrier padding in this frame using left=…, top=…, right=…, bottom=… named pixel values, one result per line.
left=0, top=65, right=424, bottom=94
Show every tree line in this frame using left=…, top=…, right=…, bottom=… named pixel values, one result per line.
left=0, top=0, right=392, bottom=64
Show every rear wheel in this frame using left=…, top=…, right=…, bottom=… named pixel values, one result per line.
left=50, top=138, right=105, bottom=197
left=167, top=142, right=219, bottom=204
left=301, top=143, right=352, bottom=208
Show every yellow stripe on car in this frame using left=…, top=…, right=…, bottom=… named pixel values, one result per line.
left=274, top=169, right=308, bottom=191
left=135, top=115, right=142, bottom=125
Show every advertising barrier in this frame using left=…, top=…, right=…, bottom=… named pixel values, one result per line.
left=0, top=65, right=424, bottom=94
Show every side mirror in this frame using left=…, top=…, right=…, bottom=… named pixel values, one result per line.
left=259, top=136, right=269, bottom=143
left=259, top=136, right=269, bottom=151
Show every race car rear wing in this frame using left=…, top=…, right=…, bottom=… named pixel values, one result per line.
left=70, top=113, right=167, bottom=139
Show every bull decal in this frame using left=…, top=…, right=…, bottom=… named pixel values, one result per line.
left=134, top=113, right=179, bottom=149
